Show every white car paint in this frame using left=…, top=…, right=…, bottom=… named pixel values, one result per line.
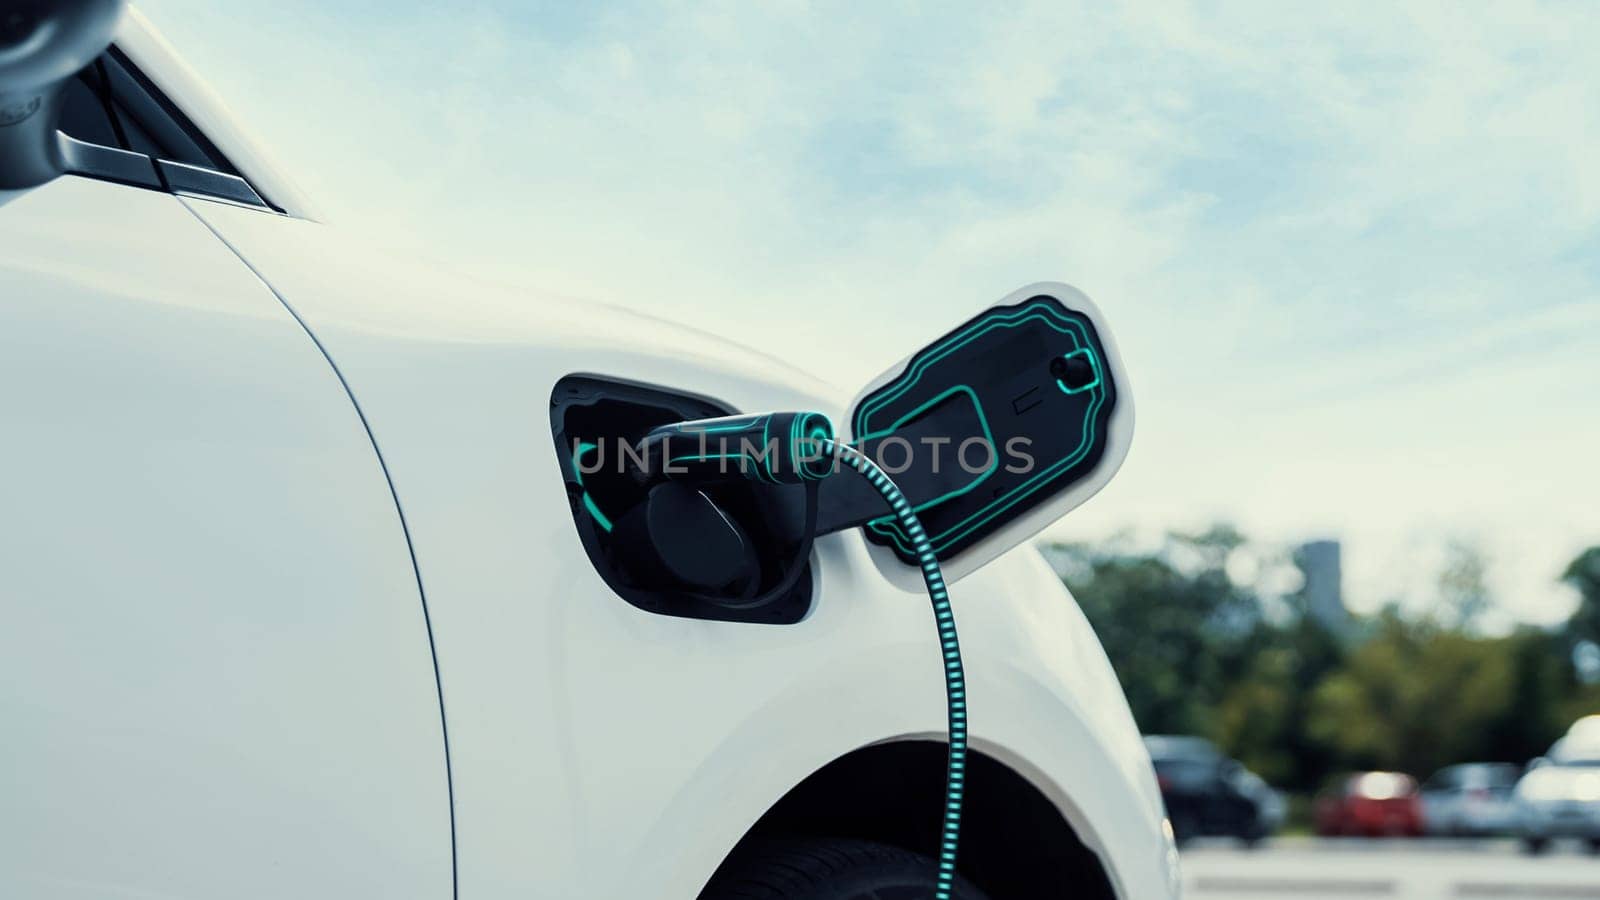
left=0, top=11, right=1178, bottom=900
left=115, top=8, right=319, bottom=219
left=1514, top=737, right=1600, bottom=845
left=0, top=176, right=451, bottom=898
left=1515, top=765, right=1600, bottom=842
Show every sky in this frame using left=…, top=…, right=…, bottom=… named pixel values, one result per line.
left=137, top=0, right=1599, bottom=626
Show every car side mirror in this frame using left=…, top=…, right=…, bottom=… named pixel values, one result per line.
left=842, top=282, right=1133, bottom=587
left=0, top=0, right=126, bottom=192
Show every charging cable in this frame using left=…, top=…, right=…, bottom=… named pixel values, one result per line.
left=637, top=413, right=967, bottom=900
left=820, top=436, right=967, bottom=900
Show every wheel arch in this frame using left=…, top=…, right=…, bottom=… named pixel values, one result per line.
left=701, top=739, right=1117, bottom=899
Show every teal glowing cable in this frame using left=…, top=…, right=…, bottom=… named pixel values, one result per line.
left=636, top=414, right=969, bottom=895
left=822, top=437, right=968, bottom=900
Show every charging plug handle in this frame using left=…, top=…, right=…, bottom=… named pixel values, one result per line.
left=637, top=411, right=834, bottom=485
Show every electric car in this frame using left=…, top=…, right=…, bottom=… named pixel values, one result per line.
left=0, top=5, right=1177, bottom=898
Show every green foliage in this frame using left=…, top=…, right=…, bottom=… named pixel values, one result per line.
left=1053, top=530, right=1258, bottom=738
left=1212, top=647, right=1295, bottom=782
left=1485, top=628, right=1578, bottom=763
left=1306, top=612, right=1511, bottom=775
left=1053, top=535, right=1600, bottom=792
left=1558, top=684, right=1600, bottom=729
left=1209, top=615, right=1345, bottom=789
left=1564, top=547, right=1600, bottom=645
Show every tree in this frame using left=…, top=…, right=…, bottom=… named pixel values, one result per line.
left=1563, top=546, right=1600, bottom=645
left=1261, top=615, right=1346, bottom=790
left=1307, top=611, right=1512, bottom=775
left=1435, top=539, right=1492, bottom=632
left=1052, top=528, right=1259, bottom=737
left=1054, top=527, right=1344, bottom=789
left=1212, top=646, right=1296, bottom=784
left=1483, top=627, right=1576, bottom=763
left=1058, top=551, right=1220, bottom=735
left=1054, top=530, right=1599, bottom=795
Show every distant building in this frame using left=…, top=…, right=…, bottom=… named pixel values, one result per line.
left=1295, top=539, right=1348, bottom=633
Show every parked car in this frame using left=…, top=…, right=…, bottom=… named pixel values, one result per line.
left=1314, top=772, right=1424, bottom=837
left=0, top=4, right=1172, bottom=899
left=1420, top=763, right=1520, bottom=836
left=1144, top=736, right=1284, bottom=846
left=1514, top=735, right=1600, bottom=854
left=1566, top=714, right=1600, bottom=743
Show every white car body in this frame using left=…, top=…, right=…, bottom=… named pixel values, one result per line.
left=0, top=9, right=1177, bottom=899
left=1514, top=766, right=1600, bottom=844
left=1567, top=715, right=1600, bottom=744
left=1514, top=737, right=1600, bottom=849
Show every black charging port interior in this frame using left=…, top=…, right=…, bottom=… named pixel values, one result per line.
left=549, top=375, right=813, bottom=624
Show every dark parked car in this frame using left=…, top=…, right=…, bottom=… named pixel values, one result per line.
left=1145, top=736, right=1284, bottom=846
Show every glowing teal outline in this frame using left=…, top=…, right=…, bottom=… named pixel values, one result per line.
left=1055, top=347, right=1102, bottom=395
left=871, top=379, right=1106, bottom=556
left=853, top=299, right=1109, bottom=557
left=854, top=384, right=998, bottom=523
left=581, top=494, right=613, bottom=532
left=794, top=411, right=835, bottom=480
left=571, top=441, right=614, bottom=532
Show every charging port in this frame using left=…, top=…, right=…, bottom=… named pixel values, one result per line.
left=549, top=375, right=814, bottom=624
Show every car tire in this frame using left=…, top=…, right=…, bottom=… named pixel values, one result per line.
left=699, top=837, right=991, bottom=900
left=1521, top=837, right=1548, bottom=855
left=1587, top=838, right=1600, bottom=855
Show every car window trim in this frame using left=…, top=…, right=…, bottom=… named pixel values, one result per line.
left=59, top=47, right=278, bottom=213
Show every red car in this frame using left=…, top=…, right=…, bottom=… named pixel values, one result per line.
left=1315, top=772, right=1424, bottom=837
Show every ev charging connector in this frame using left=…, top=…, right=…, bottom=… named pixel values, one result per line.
left=634, top=411, right=835, bottom=485
left=637, top=412, right=970, bottom=900
left=563, top=282, right=1134, bottom=898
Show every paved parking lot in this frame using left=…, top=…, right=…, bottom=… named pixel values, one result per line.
left=1183, top=837, right=1600, bottom=899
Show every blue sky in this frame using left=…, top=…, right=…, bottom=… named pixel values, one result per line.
left=139, top=0, right=1599, bottom=625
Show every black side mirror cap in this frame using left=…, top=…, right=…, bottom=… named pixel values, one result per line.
left=0, top=0, right=127, bottom=191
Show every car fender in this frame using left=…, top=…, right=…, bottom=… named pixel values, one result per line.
left=184, top=198, right=1174, bottom=898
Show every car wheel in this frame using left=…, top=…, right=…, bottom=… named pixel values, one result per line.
left=1587, top=838, right=1600, bottom=855
left=700, top=838, right=991, bottom=900
left=1521, top=837, right=1548, bottom=855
